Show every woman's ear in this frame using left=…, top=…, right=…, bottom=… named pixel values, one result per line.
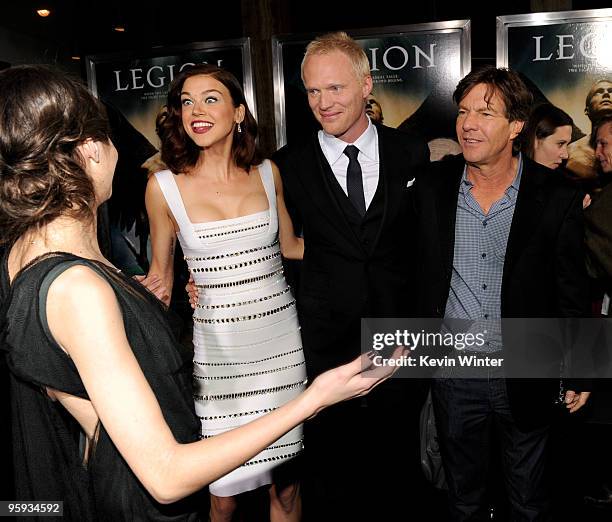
left=235, top=104, right=246, bottom=125
left=78, top=138, right=100, bottom=164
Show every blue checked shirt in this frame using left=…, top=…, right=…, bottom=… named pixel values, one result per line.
left=443, top=155, right=523, bottom=352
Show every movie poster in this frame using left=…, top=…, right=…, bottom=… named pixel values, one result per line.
left=498, top=8, right=612, bottom=178
left=87, top=39, right=255, bottom=148
left=272, top=21, right=471, bottom=160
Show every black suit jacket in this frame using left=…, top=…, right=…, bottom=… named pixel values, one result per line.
left=274, top=125, right=429, bottom=378
left=415, top=154, right=591, bottom=426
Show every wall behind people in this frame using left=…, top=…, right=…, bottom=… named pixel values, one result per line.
left=6, top=1, right=609, bottom=157
left=0, top=23, right=78, bottom=74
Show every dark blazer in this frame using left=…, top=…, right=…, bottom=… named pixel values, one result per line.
left=415, top=154, right=591, bottom=426
left=274, top=124, right=429, bottom=378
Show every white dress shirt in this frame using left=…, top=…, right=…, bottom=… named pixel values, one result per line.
left=317, top=118, right=379, bottom=210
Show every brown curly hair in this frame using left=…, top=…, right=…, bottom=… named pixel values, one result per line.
left=156, top=64, right=260, bottom=174
left=0, top=65, right=111, bottom=245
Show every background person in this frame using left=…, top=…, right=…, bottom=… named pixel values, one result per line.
left=523, top=103, right=573, bottom=171
left=523, top=103, right=593, bottom=210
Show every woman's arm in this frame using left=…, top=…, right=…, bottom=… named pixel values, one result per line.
left=143, top=176, right=176, bottom=305
left=271, top=161, right=304, bottom=260
left=47, top=266, right=398, bottom=504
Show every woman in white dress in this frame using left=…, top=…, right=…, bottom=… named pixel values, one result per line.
left=144, top=64, right=306, bottom=521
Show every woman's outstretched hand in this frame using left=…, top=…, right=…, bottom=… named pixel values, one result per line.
left=304, top=346, right=406, bottom=419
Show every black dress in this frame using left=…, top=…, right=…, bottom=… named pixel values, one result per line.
left=0, top=252, right=202, bottom=521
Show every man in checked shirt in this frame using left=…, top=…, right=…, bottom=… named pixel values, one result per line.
left=414, top=66, right=591, bottom=521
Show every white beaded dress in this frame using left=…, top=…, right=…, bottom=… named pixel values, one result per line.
left=154, top=160, right=306, bottom=496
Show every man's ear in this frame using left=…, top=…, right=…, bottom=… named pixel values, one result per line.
left=510, top=120, right=525, bottom=141
left=78, top=138, right=100, bottom=164
left=362, top=75, right=373, bottom=99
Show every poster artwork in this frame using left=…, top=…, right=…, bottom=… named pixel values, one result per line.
left=89, top=46, right=248, bottom=148
left=502, top=11, right=612, bottom=179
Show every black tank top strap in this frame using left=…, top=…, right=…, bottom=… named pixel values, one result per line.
left=38, top=258, right=96, bottom=353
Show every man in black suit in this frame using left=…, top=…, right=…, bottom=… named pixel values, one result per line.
left=273, top=31, right=430, bottom=520
left=414, top=66, right=591, bottom=521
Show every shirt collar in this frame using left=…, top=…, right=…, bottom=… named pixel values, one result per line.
left=460, top=153, right=523, bottom=200
left=318, top=117, right=378, bottom=166
left=509, top=153, right=523, bottom=195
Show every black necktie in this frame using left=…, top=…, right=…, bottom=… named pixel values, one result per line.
left=343, top=145, right=366, bottom=217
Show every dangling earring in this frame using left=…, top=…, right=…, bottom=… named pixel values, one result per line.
left=237, top=122, right=242, bottom=133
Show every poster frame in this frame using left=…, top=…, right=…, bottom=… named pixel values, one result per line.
left=496, top=8, right=612, bottom=67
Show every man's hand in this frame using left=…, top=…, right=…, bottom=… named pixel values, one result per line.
left=565, top=390, right=590, bottom=413
left=186, top=275, right=199, bottom=309
left=134, top=274, right=170, bottom=304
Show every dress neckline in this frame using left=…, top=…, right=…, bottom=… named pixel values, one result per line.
left=169, top=164, right=272, bottom=226
left=191, top=208, right=269, bottom=227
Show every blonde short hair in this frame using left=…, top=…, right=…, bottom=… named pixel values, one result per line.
left=301, top=31, right=370, bottom=83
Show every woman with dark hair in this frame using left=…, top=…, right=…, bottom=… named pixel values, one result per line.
left=0, top=65, right=399, bottom=521
left=523, top=103, right=574, bottom=170
left=523, top=103, right=594, bottom=209
left=144, top=64, right=305, bottom=520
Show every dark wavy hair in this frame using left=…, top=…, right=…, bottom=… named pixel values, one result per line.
left=0, top=65, right=111, bottom=245
left=453, top=66, right=533, bottom=154
left=523, top=103, right=574, bottom=160
left=156, top=64, right=260, bottom=174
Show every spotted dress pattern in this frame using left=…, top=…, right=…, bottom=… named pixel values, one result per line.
left=154, top=160, right=306, bottom=497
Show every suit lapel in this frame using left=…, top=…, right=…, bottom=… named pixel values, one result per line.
left=502, top=157, right=547, bottom=287
left=436, top=157, right=464, bottom=278
left=369, top=126, right=391, bottom=253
